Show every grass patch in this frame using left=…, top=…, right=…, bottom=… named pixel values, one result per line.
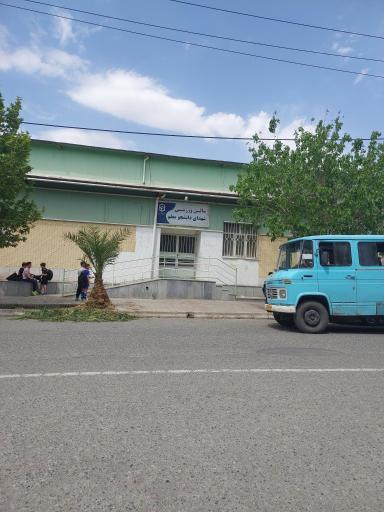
left=17, top=307, right=136, bottom=322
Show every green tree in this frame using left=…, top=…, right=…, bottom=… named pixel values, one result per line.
left=65, top=226, right=130, bottom=309
left=0, top=94, right=41, bottom=247
left=232, top=117, right=384, bottom=239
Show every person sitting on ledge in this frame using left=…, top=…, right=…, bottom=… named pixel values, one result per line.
left=22, top=262, right=39, bottom=296
left=17, top=262, right=26, bottom=280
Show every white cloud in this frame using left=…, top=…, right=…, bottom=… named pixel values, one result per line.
left=0, top=23, right=308, bottom=147
left=51, top=10, right=101, bottom=49
left=0, top=24, right=9, bottom=47
left=0, top=25, right=88, bottom=80
left=0, top=46, right=87, bottom=78
left=332, top=42, right=354, bottom=56
left=36, top=128, right=136, bottom=150
left=336, top=46, right=353, bottom=56
left=53, top=11, right=76, bottom=46
left=0, top=26, right=87, bottom=78
left=354, top=68, right=368, bottom=84
left=67, top=69, right=303, bottom=140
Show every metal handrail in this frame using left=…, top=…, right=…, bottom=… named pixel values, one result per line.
left=61, top=255, right=238, bottom=293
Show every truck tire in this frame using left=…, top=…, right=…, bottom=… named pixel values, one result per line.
left=273, top=312, right=295, bottom=328
left=294, top=301, right=329, bottom=334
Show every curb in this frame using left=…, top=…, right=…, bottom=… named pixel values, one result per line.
left=0, top=303, right=76, bottom=310
left=116, top=309, right=270, bottom=319
left=0, top=309, right=24, bottom=317
left=0, top=307, right=270, bottom=320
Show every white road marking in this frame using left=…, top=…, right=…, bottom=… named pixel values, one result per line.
left=0, top=368, right=384, bottom=380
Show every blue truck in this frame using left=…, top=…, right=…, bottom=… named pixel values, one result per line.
left=265, top=235, right=384, bottom=333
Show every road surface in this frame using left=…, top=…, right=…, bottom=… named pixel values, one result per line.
left=1, top=318, right=383, bottom=511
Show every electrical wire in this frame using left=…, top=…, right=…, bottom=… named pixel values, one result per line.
left=21, top=122, right=384, bottom=141
left=168, top=0, right=384, bottom=41
left=17, top=0, right=384, bottom=64
left=1, top=2, right=383, bottom=79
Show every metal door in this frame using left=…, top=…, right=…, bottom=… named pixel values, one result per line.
left=316, top=240, right=357, bottom=316
left=355, top=240, right=384, bottom=316
left=159, top=233, right=196, bottom=278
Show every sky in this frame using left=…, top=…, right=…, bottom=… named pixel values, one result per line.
left=1, top=0, right=384, bottom=162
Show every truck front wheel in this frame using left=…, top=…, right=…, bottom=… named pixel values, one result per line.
left=295, top=301, right=329, bottom=334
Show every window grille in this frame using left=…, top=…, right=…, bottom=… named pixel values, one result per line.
left=222, top=222, right=258, bottom=259
left=160, top=234, right=177, bottom=253
left=159, top=234, right=195, bottom=255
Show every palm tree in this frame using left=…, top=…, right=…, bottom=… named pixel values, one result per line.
left=65, top=226, right=129, bottom=309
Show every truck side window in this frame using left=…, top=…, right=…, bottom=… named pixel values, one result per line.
left=319, top=242, right=352, bottom=267
left=358, top=242, right=384, bottom=266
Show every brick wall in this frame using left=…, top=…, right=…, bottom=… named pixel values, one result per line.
left=0, top=220, right=136, bottom=269
left=257, top=235, right=287, bottom=279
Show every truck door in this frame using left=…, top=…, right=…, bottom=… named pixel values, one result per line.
left=356, top=240, right=384, bottom=316
left=316, top=240, right=357, bottom=316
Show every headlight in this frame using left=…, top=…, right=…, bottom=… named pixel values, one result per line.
left=278, top=288, right=287, bottom=299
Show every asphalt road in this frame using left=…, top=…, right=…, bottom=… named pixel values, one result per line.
left=1, top=318, right=384, bottom=512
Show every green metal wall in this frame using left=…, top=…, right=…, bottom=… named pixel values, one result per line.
left=32, top=188, right=236, bottom=231
left=30, top=141, right=243, bottom=194
left=208, top=204, right=237, bottom=230
left=33, top=189, right=154, bottom=225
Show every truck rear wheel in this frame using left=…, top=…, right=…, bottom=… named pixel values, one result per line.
left=273, top=312, right=295, bottom=328
left=295, top=301, right=329, bottom=334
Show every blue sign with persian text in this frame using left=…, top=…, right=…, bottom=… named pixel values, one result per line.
left=157, top=202, right=209, bottom=227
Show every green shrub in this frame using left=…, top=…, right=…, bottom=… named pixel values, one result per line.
left=17, top=307, right=136, bottom=322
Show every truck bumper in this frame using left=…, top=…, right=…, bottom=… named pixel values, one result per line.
left=265, top=304, right=296, bottom=314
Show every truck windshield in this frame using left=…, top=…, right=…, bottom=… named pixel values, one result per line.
left=277, top=240, right=313, bottom=270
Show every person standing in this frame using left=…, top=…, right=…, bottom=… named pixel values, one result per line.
left=81, top=263, right=91, bottom=301
left=38, top=263, right=53, bottom=295
left=75, top=261, right=87, bottom=301
left=22, top=262, right=39, bottom=295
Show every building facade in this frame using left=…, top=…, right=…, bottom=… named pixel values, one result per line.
left=0, top=140, right=284, bottom=287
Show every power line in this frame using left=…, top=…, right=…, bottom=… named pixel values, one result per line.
left=169, top=0, right=384, bottom=41
left=1, top=2, right=383, bottom=80
left=21, top=122, right=384, bottom=142
left=18, top=0, right=384, bottom=64
left=22, top=121, right=266, bottom=140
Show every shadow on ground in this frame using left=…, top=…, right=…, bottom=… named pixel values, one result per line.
left=268, top=321, right=384, bottom=335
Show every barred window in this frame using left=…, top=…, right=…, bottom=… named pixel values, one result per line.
left=222, top=222, right=258, bottom=259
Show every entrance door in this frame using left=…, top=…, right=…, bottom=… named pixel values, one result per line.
left=159, top=233, right=196, bottom=279
left=316, top=240, right=357, bottom=315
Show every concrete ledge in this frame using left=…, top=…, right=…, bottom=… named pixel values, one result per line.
left=235, top=296, right=265, bottom=301
left=217, top=285, right=264, bottom=300
left=0, top=281, right=32, bottom=297
left=0, top=281, right=61, bottom=297
left=107, top=280, right=265, bottom=301
left=107, top=279, right=217, bottom=300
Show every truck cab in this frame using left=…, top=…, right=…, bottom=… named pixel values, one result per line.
left=265, top=235, right=384, bottom=333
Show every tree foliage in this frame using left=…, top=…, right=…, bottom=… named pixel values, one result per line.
left=232, top=117, right=384, bottom=239
left=65, top=226, right=130, bottom=309
left=0, top=94, right=41, bottom=248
